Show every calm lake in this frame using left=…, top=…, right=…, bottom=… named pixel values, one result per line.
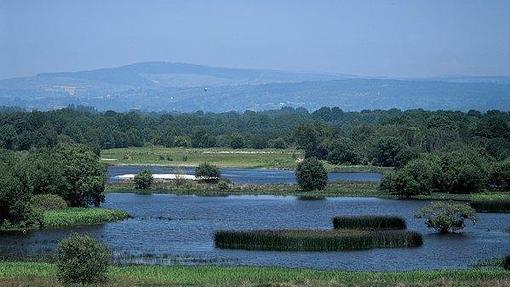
left=107, top=165, right=382, bottom=184
left=1, top=193, right=509, bottom=271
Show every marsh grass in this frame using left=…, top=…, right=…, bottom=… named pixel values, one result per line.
left=333, top=216, right=407, bottom=230
left=42, top=208, right=130, bottom=229
left=214, top=229, right=422, bottom=251
left=470, top=200, right=510, bottom=213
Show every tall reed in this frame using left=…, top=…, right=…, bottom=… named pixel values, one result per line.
left=333, top=216, right=407, bottom=230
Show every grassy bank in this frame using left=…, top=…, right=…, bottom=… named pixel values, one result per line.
left=0, top=208, right=129, bottom=232
left=42, top=208, right=130, bottom=229
left=107, top=181, right=476, bottom=201
left=470, top=193, right=510, bottom=213
left=100, top=146, right=389, bottom=172
left=0, top=262, right=509, bottom=287
left=214, top=229, right=422, bottom=251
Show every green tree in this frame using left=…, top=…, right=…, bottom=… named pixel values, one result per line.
left=436, top=150, right=489, bottom=194
left=379, top=157, right=440, bottom=199
left=489, top=159, right=510, bottom=191
left=295, top=157, right=328, bottom=191
left=195, top=163, right=221, bottom=183
left=229, top=133, right=245, bottom=149
left=415, top=202, right=477, bottom=233
left=56, top=234, right=110, bottom=284
left=56, top=144, right=106, bottom=207
left=134, top=169, right=153, bottom=190
left=369, top=136, right=413, bottom=167
left=326, top=138, right=359, bottom=165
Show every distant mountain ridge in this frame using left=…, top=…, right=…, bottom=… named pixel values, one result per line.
left=0, top=62, right=509, bottom=112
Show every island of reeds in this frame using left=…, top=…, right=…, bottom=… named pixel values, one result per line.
left=215, top=215, right=422, bottom=251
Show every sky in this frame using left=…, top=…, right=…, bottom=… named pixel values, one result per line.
left=1, top=0, right=509, bottom=79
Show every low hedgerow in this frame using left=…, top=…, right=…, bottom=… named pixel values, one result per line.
left=31, top=194, right=67, bottom=210
left=333, top=216, right=407, bottom=230
left=470, top=200, right=510, bottom=213
left=214, top=229, right=422, bottom=251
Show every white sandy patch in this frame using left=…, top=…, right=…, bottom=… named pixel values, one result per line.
left=101, top=158, right=118, bottom=161
left=115, top=173, right=198, bottom=180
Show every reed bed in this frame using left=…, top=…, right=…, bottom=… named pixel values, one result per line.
left=470, top=200, right=510, bottom=213
left=214, top=229, right=422, bottom=251
left=333, top=216, right=407, bottom=230
left=42, top=208, right=130, bottom=229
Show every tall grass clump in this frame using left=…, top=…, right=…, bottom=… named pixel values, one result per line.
left=42, top=208, right=129, bottom=229
left=470, top=200, right=510, bottom=213
left=333, top=216, right=406, bottom=230
left=214, top=229, right=422, bottom=251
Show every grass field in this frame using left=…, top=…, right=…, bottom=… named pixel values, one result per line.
left=0, top=261, right=508, bottom=286
left=100, top=146, right=391, bottom=172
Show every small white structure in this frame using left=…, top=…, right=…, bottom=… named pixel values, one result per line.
left=115, top=173, right=197, bottom=182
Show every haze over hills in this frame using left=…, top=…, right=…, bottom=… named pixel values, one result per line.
left=1, top=62, right=509, bottom=112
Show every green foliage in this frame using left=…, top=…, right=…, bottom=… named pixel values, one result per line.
left=217, top=180, right=230, bottom=191
left=229, top=133, right=245, bottom=149
left=333, top=216, right=406, bottom=230
left=326, top=137, right=359, bottom=165
left=370, top=136, right=414, bottom=167
left=31, top=194, right=67, bottom=211
left=214, top=229, right=422, bottom=251
left=195, top=162, right=221, bottom=183
left=0, top=151, right=40, bottom=228
left=134, top=169, right=153, bottom=190
left=470, top=200, right=510, bottom=213
left=295, top=157, right=328, bottom=191
left=490, top=159, right=510, bottom=191
left=436, top=150, right=489, bottom=194
left=505, top=255, right=510, bottom=270
left=43, top=208, right=129, bottom=229
left=379, top=158, right=440, bottom=198
left=56, top=234, right=110, bottom=284
left=56, top=143, right=106, bottom=207
left=415, top=202, right=477, bottom=233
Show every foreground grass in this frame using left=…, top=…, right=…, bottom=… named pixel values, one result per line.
left=42, top=208, right=130, bottom=229
left=0, top=262, right=509, bottom=287
left=100, top=146, right=389, bottom=172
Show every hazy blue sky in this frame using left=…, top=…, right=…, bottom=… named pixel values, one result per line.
left=1, top=0, right=509, bottom=79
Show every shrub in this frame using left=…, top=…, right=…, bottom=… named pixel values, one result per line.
left=333, top=216, right=406, bottom=230
left=470, top=200, right=510, bottom=213
left=56, top=234, right=110, bottom=284
left=214, top=229, right=422, bottom=251
left=134, top=169, right=153, bottom=190
left=369, top=136, right=414, bottom=167
left=295, top=157, right=328, bottom=191
left=195, top=163, right=221, bottom=183
left=490, top=159, right=510, bottom=191
left=326, top=138, right=359, bottom=165
left=415, top=202, right=477, bottom=233
left=435, top=150, right=489, bottom=194
left=217, top=180, right=230, bottom=191
left=379, top=158, right=440, bottom=199
left=31, top=194, right=67, bottom=210
left=0, top=151, right=39, bottom=228
left=504, top=255, right=510, bottom=270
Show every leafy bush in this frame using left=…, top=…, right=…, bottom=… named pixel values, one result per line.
left=195, top=163, right=221, bottom=183
left=326, top=138, right=359, bottom=165
left=435, top=150, right=489, bottom=194
left=56, top=234, right=110, bottom=284
left=134, top=169, right=153, bottom=190
left=295, top=157, right=328, bottom=191
left=31, top=194, right=67, bottom=210
left=0, top=151, right=40, bottom=228
left=369, top=136, right=414, bottom=167
left=215, top=229, right=422, bottom=251
left=217, top=180, right=230, bottom=191
left=415, top=202, right=477, bottom=233
left=379, top=158, right=440, bottom=199
left=490, top=159, right=510, bottom=191
left=333, top=216, right=406, bottom=230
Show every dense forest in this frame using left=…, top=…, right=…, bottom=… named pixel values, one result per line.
left=1, top=106, right=509, bottom=161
